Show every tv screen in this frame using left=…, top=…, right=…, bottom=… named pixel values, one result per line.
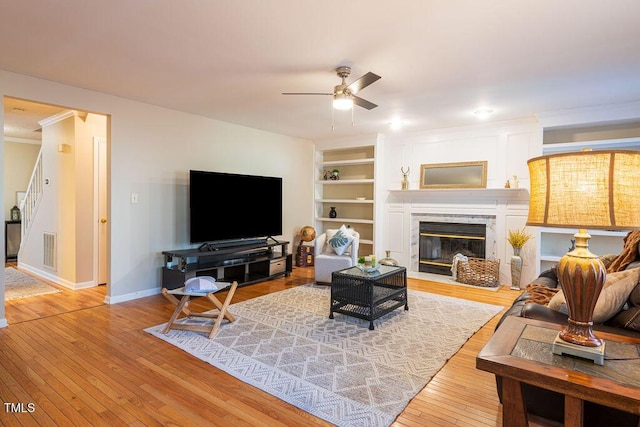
left=189, top=170, right=283, bottom=244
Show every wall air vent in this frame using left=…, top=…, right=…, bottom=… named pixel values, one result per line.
left=43, top=232, right=56, bottom=270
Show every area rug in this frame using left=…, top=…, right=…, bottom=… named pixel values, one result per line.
left=4, top=267, right=62, bottom=300
left=145, top=285, right=503, bottom=427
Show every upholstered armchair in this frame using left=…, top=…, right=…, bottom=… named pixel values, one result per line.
left=314, top=227, right=360, bottom=284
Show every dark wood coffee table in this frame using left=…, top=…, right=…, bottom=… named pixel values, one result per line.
left=477, top=316, right=640, bottom=427
left=329, top=265, right=407, bottom=330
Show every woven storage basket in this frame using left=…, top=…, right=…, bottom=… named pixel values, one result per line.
left=456, top=257, right=500, bottom=288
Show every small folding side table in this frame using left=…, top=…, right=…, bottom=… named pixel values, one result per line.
left=161, top=280, right=238, bottom=338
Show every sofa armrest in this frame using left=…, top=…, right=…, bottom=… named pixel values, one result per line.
left=520, top=302, right=569, bottom=324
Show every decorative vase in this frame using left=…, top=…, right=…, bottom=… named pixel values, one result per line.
left=510, top=247, right=523, bottom=290
left=379, top=250, right=399, bottom=266
left=329, top=207, right=337, bottom=218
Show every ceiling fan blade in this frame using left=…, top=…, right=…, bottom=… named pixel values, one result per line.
left=347, top=72, right=381, bottom=94
left=282, top=92, right=333, bottom=95
left=353, top=96, right=378, bottom=110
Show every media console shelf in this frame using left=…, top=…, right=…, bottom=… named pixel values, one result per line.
left=161, top=240, right=292, bottom=290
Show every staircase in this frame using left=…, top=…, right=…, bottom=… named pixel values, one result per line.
left=20, top=149, right=43, bottom=242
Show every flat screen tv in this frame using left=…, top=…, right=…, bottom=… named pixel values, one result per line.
left=189, top=170, right=283, bottom=244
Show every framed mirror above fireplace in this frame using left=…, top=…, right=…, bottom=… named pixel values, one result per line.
left=419, top=161, right=487, bottom=189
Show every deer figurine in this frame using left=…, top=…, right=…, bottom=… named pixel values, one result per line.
left=401, top=166, right=410, bottom=190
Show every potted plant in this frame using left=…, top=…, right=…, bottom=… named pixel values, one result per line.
left=507, top=228, right=532, bottom=290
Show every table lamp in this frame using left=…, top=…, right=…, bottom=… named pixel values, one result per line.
left=526, top=149, right=640, bottom=365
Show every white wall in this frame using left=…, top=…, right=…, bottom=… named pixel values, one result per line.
left=0, top=70, right=314, bottom=320
left=382, top=119, right=542, bottom=287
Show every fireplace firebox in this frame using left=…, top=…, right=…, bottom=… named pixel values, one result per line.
left=419, top=222, right=486, bottom=275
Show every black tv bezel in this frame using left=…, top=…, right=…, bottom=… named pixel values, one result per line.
left=189, top=170, right=283, bottom=245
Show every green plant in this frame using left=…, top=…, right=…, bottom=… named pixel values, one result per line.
left=507, top=227, right=532, bottom=249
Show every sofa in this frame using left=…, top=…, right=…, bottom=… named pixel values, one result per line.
left=495, top=250, right=640, bottom=426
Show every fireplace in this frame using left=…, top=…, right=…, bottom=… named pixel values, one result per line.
left=418, top=221, right=487, bottom=276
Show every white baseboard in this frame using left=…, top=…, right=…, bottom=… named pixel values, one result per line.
left=15, top=261, right=163, bottom=305
left=105, top=287, right=161, bottom=305
left=18, top=263, right=96, bottom=290
left=0, top=318, right=8, bottom=328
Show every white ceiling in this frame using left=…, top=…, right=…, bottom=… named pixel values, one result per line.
left=2, top=1, right=640, bottom=141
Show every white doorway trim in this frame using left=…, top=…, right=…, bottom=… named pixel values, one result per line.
left=93, top=136, right=108, bottom=287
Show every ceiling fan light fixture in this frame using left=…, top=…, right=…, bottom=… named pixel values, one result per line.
left=333, top=93, right=354, bottom=110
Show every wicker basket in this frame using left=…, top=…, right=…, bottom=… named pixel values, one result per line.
left=456, top=257, right=500, bottom=288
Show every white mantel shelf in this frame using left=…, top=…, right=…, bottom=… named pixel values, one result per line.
left=388, top=188, right=528, bottom=195
left=387, top=188, right=529, bottom=200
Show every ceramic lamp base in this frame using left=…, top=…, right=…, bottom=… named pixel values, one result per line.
left=552, top=333, right=605, bottom=365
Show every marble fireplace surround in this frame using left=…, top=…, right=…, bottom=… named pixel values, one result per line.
left=410, top=213, right=496, bottom=275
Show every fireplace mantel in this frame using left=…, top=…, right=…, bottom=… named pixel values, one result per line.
left=388, top=188, right=528, bottom=199
left=385, top=187, right=533, bottom=286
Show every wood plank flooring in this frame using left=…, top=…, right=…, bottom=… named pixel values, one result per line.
left=1, top=264, right=529, bottom=426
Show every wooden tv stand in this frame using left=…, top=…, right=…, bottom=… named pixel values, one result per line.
left=161, top=240, right=292, bottom=290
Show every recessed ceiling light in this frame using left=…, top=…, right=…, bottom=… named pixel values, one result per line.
left=474, top=108, right=494, bottom=119
left=388, top=118, right=405, bottom=130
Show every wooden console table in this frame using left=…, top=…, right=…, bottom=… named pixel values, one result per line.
left=477, top=316, right=640, bottom=427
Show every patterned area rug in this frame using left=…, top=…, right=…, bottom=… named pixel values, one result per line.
left=145, top=285, right=503, bottom=427
left=4, top=267, right=62, bottom=300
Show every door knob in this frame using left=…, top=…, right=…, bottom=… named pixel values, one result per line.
left=100, top=218, right=107, bottom=223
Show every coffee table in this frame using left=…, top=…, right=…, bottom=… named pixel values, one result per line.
left=329, top=265, right=407, bottom=330
left=477, top=316, right=640, bottom=427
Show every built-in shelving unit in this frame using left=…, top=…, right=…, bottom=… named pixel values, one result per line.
left=539, top=228, right=628, bottom=272
left=536, top=122, right=640, bottom=273
left=542, top=137, right=640, bottom=154
left=315, top=145, right=377, bottom=253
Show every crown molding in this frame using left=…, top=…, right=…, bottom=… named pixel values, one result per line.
left=38, top=109, right=77, bottom=128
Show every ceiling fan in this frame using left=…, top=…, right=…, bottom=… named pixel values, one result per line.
left=283, top=66, right=381, bottom=110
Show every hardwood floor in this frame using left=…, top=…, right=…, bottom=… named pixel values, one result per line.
left=1, top=265, right=525, bottom=426
left=4, top=262, right=107, bottom=325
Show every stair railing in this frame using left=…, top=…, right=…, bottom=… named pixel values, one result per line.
left=20, top=149, right=44, bottom=240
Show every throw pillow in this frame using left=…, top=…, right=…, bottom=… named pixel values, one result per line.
left=328, top=225, right=354, bottom=256
left=547, top=267, right=640, bottom=323
left=525, top=283, right=560, bottom=305
left=324, top=228, right=338, bottom=253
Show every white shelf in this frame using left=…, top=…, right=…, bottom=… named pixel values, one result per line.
left=388, top=188, right=528, bottom=196
left=320, top=158, right=375, bottom=167
left=542, top=137, right=640, bottom=154
left=316, top=217, right=374, bottom=224
left=317, top=179, right=374, bottom=185
left=316, top=198, right=373, bottom=204
left=540, top=227, right=630, bottom=237
left=540, top=255, right=562, bottom=262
